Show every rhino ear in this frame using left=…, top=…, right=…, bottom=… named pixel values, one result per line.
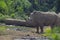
left=31, top=11, right=37, bottom=15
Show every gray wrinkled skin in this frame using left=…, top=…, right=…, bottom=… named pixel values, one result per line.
left=27, top=11, right=58, bottom=33
left=55, top=13, right=60, bottom=26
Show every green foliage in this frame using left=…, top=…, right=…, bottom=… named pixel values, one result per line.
left=50, top=6, right=56, bottom=12
left=0, top=13, right=6, bottom=21
left=51, top=33, right=59, bottom=40
left=55, top=0, right=60, bottom=13
left=52, top=27, right=60, bottom=33
left=21, top=0, right=31, bottom=8
left=0, top=1, right=7, bottom=9
left=43, top=27, right=60, bottom=40
left=20, top=14, right=29, bottom=20
left=0, top=1, right=8, bottom=15
left=45, top=27, right=51, bottom=33
left=10, top=13, right=15, bottom=18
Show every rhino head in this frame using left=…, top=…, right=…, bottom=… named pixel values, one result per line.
left=25, top=17, right=36, bottom=27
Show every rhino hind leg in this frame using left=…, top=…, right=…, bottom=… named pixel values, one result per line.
left=40, top=26, right=44, bottom=33
left=50, top=25, right=54, bottom=32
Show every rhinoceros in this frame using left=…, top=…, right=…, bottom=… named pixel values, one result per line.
left=26, top=11, right=58, bottom=33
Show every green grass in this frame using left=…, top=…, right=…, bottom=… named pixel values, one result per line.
left=0, top=26, right=7, bottom=31
left=0, top=26, right=7, bottom=35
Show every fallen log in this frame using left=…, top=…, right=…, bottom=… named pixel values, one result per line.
left=3, top=19, right=35, bottom=28
left=4, top=19, right=26, bottom=26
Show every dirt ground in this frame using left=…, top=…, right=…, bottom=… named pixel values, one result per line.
left=0, top=24, right=51, bottom=40
left=0, top=27, right=44, bottom=40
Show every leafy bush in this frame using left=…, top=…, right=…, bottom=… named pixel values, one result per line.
left=0, top=13, right=6, bottom=22
left=43, top=27, right=60, bottom=40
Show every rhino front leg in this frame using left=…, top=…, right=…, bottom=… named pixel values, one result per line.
left=36, top=26, right=39, bottom=33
